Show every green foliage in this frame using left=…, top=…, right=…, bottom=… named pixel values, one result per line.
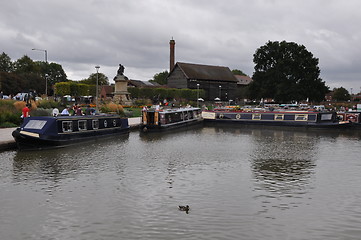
left=37, top=99, right=64, bottom=109
left=332, top=87, right=351, bottom=101
left=80, top=73, right=109, bottom=86
left=128, top=87, right=205, bottom=102
left=232, top=69, right=247, bottom=76
left=0, top=100, right=22, bottom=127
left=250, top=40, right=329, bottom=102
left=55, top=82, right=71, bottom=96
left=13, top=55, right=37, bottom=73
left=0, top=52, right=13, bottom=72
left=35, top=61, right=68, bottom=87
left=149, top=71, right=169, bottom=85
left=54, top=82, right=93, bottom=97
left=0, top=53, right=67, bottom=95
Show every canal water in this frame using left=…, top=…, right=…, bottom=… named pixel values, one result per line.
left=1, top=126, right=361, bottom=240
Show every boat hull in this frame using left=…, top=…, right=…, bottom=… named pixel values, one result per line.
left=140, top=118, right=203, bottom=132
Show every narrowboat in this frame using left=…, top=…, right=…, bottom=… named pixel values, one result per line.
left=202, top=108, right=351, bottom=128
left=337, top=111, right=361, bottom=128
left=140, top=107, right=203, bottom=132
left=12, top=114, right=129, bottom=150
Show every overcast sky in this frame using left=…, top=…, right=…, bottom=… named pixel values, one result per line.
left=1, top=0, right=360, bottom=93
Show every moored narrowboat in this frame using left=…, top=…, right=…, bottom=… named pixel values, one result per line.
left=140, top=107, right=203, bottom=132
left=12, top=114, right=129, bottom=150
left=202, top=108, right=350, bottom=128
left=337, top=111, right=361, bottom=128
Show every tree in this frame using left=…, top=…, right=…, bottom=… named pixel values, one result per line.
left=332, top=87, right=351, bottom=101
left=35, top=61, right=68, bottom=85
left=13, top=55, right=38, bottom=73
left=80, top=73, right=109, bottom=86
left=0, top=52, right=13, bottom=72
left=149, top=70, right=169, bottom=85
left=249, top=41, right=329, bottom=102
left=231, top=69, right=247, bottom=76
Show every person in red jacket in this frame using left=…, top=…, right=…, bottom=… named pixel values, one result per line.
left=22, top=104, right=30, bottom=118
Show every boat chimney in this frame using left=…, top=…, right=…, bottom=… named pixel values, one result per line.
left=169, top=38, right=175, bottom=72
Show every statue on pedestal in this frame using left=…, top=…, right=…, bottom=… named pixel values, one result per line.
left=113, top=64, right=131, bottom=104
left=117, top=64, right=125, bottom=76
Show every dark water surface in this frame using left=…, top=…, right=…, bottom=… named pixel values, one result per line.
left=1, top=126, right=361, bottom=240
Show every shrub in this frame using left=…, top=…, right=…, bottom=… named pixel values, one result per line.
left=100, top=102, right=124, bottom=115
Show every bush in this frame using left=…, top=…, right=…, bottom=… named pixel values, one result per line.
left=100, top=102, right=124, bottom=115
left=37, top=99, right=63, bottom=109
left=0, top=100, right=22, bottom=127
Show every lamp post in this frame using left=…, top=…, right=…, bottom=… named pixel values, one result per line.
left=197, top=83, right=200, bottom=107
left=32, top=48, right=48, bottom=96
left=95, top=65, right=100, bottom=113
left=219, top=85, right=222, bottom=101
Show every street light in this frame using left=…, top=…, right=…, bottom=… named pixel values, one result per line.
left=32, top=48, right=48, bottom=96
left=95, top=65, right=100, bottom=113
left=197, top=83, right=200, bottom=107
left=219, top=85, right=222, bottom=101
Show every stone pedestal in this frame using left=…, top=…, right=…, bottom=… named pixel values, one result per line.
left=113, top=65, right=131, bottom=105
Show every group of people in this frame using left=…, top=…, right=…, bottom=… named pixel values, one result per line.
left=57, top=104, right=95, bottom=116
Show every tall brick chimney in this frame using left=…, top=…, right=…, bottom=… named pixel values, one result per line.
left=169, top=38, right=175, bottom=72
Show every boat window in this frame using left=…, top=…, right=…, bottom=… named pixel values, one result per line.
left=321, top=114, right=332, bottom=121
left=295, top=114, right=308, bottom=121
left=62, top=121, right=73, bottom=132
left=24, top=120, right=47, bottom=130
left=252, top=114, right=261, bottom=120
left=92, top=120, right=99, bottom=129
left=274, top=114, right=284, bottom=120
left=78, top=120, right=87, bottom=131
left=188, top=111, right=193, bottom=119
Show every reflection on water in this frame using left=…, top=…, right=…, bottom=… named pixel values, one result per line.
left=1, top=126, right=361, bottom=240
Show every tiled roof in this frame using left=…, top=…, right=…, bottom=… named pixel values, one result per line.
left=176, top=62, right=237, bottom=82
left=235, top=75, right=253, bottom=85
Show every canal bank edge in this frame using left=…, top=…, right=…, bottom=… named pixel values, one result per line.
left=0, top=117, right=141, bottom=152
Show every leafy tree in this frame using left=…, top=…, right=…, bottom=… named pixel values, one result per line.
left=249, top=41, right=329, bottom=102
left=80, top=73, right=109, bottom=86
left=13, top=55, right=38, bottom=73
left=149, top=70, right=169, bottom=85
left=232, top=69, right=247, bottom=76
left=0, top=52, right=13, bottom=72
left=332, top=87, right=351, bottom=101
left=35, top=61, right=68, bottom=86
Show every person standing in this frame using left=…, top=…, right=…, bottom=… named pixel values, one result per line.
left=22, top=104, right=30, bottom=118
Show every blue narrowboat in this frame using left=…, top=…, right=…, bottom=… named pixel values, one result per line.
left=12, top=114, right=129, bottom=150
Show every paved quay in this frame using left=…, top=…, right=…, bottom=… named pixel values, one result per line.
left=0, top=117, right=141, bottom=152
